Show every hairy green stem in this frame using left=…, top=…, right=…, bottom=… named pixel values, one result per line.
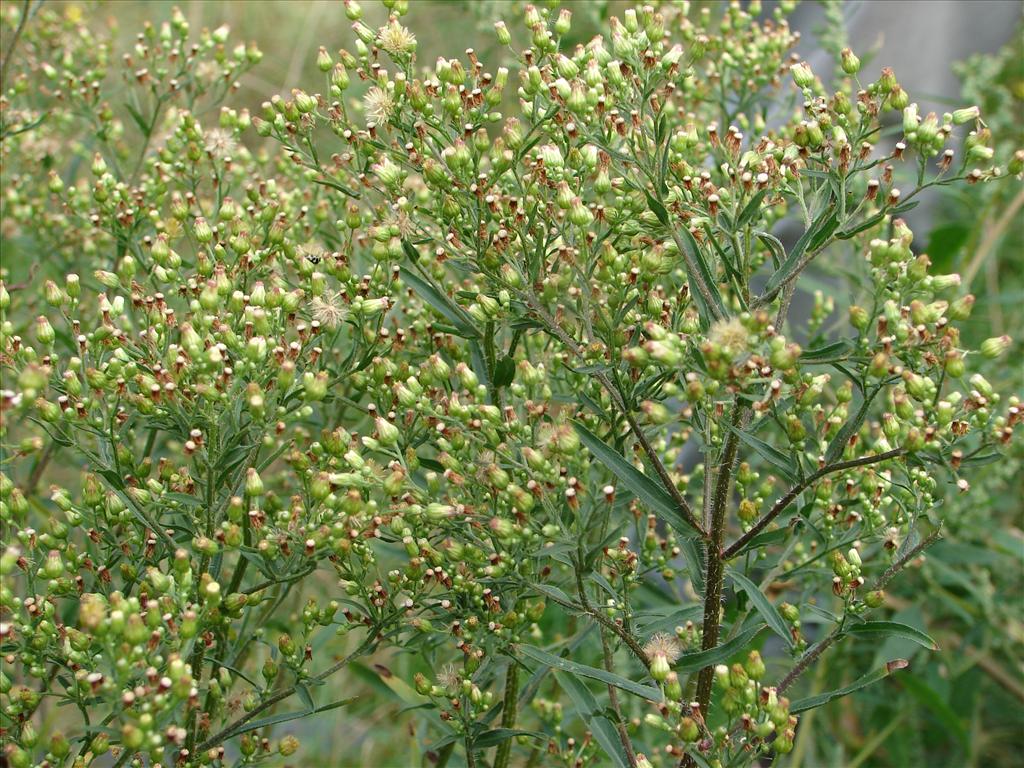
left=602, top=628, right=637, bottom=767
left=493, top=662, right=520, bottom=768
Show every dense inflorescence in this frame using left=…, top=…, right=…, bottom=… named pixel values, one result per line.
left=0, top=2, right=1021, bottom=767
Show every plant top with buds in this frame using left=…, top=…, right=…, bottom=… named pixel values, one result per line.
left=0, top=1, right=1021, bottom=767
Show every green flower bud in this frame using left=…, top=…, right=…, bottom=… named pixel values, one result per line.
left=952, top=105, right=980, bottom=125
left=791, top=61, right=814, bottom=88
left=840, top=48, right=861, bottom=75
left=980, top=335, right=1011, bottom=359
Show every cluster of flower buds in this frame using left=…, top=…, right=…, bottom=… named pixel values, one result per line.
left=0, top=1, right=1020, bottom=766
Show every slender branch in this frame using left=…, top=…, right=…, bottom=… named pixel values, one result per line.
left=777, top=528, right=941, bottom=694
left=194, top=624, right=383, bottom=754
left=0, top=0, right=30, bottom=93
left=601, top=628, right=638, bottom=768
left=526, top=293, right=706, bottom=537
left=723, top=449, right=906, bottom=561
left=570, top=566, right=651, bottom=669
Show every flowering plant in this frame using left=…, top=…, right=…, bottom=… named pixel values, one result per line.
left=1, top=2, right=1020, bottom=767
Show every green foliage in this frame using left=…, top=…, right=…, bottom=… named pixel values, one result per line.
left=0, top=2, right=1021, bottom=768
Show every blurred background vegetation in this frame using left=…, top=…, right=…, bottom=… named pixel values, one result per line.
left=2, top=1, right=1022, bottom=766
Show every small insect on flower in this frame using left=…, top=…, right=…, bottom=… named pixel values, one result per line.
left=363, top=86, right=395, bottom=128
left=644, top=632, right=682, bottom=681
left=310, top=290, right=348, bottom=330
left=298, top=242, right=325, bottom=265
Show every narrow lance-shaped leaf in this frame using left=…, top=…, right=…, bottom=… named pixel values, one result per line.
left=518, top=644, right=662, bottom=701
left=399, top=266, right=480, bottom=339
left=729, top=426, right=799, bottom=483
left=674, top=624, right=767, bottom=674
left=676, top=225, right=727, bottom=328
left=759, top=202, right=838, bottom=303
left=574, top=422, right=700, bottom=537
left=729, top=570, right=795, bottom=649
left=555, top=672, right=631, bottom=768
left=844, top=621, right=938, bottom=650
left=736, top=189, right=769, bottom=230
left=790, top=660, right=909, bottom=713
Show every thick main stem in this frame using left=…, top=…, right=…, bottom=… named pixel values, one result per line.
left=694, top=409, right=744, bottom=712
left=493, top=662, right=520, bottom=768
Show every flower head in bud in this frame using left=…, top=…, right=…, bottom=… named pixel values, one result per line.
left=791, top=61, right=815, bottom=88
left=840, top=48, right=861, bottom=75
left=980, top=335, right=1012, bottom=359
left=952, top=105, right=980, bottom=125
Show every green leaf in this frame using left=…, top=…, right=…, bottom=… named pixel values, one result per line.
left=295, top=682, right=314, bottom=712
left=824, top=385, right=881, bottom=465
left=680, top=538, right=707, bottom=597
left=728, top=527, right=790, bottom=557
left=574, top=422, right=700, bottom=537
left=555, top=672, right=631, bottom=768
left=123, top=102, right=150, bottom=136
left=790, top=660, right=907, bottom=713
left=493, top=355, right=516, bottom=388
left=736, top=189, right=768, bottom=230
left=845, top=621, right=938, bottom=650
left=644, top=190, right=669, bottom=226
left=755, top=231, right=786, bottom=269
left=518, top=645, right=661, bottom=701
left=401, top=238, right=420, bottom=262
left=800, top=339, right=854, bottom=364
left=473, top=729, right=547, bottom=749
left=898, top=674, right=969, bottom=748
left=729, top=427, right=798, bottom=482
left=729, top=570, right=794, bottom=648
left=759, top=203, right=838, bottom=303
left=399, top=266, right=479, bottom=339
left=836, top=210, right=887, bottom=240
left=675, top=624, right=767, bottom=674
left=311, top=176, right=360, bottom=199
left=226, top=696, right=358, bottom=736
left=676, top=225, right=726, bottom=328
left=530, top=583, right=578, bottom=610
